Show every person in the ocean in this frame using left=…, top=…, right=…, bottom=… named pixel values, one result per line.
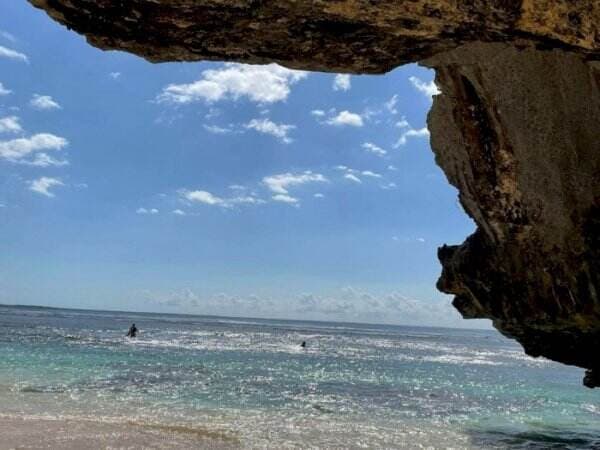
left=126, top=323, right=138, bottom=338
left=300, top=341, right=306, bottom=349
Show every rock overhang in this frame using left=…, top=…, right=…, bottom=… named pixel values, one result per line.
left=28, top=1, right=600, bottom=72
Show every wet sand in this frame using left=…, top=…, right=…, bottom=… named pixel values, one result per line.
left=0, top=415, right=240, bottom=449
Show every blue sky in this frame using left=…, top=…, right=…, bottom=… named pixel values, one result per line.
left=0, top=3, right=485, bottom=328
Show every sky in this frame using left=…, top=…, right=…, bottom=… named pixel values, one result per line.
left=0, top=2, right=486, bottom=328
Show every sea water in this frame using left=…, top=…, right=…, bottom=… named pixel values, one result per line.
left=0, top=304, right=599, bottom=448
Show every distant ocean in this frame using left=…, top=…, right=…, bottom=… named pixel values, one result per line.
left=1, top=304, right=599, bottom=448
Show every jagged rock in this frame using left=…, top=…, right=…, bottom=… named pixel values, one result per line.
left=27, top=0, right=600, bottom=73
left=425, top=43, right=600, bottom=386
left=27, top=0, right=600, bottom=386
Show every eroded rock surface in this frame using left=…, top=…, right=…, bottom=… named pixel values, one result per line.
left=28, top=0, right=600, bottom=386
left=28, top=0, right=599, bottom=73
left=424, top=43, right=600, bottom=387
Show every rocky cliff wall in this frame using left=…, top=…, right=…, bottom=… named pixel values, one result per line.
left=424, top=43, right=600, bottom=387
left=28, top=0, right=600, bottom=72
left=28, top=0, right=600, bottom=386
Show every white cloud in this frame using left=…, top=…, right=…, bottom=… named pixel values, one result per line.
left=409, top=76, right=440, bottom=98
left=310, top=109, right=325, bottom=117
left=326, top=110, right=363, bottom=127
left=144, top=289, right=276, bottom=315
left=203, top=124, right=236, bottom=134
left=333, top=74, right=351, bottom=91
left=182, top=190, right=222, bottom=205
left=172, top=209, right=186, bottom=216
left=361, top=107, right=382, bottom=122
left=0, top=82, right=11, bottom=96
left=289, top=287, right=472, bottom=327
left=387, top=165, right=397, bottom=171
left=392, top=236, right=428, bottom=244
left=395, top=127, right=430, bottom=147
left=245, top=118, right=295, bottom=144
left=229, top=196, right=265, bottom=205
left=181, top=189, right=265, bottom=208
left=29, top=177, right=63, bottom=197
left=18, top=152, right=69, bottom=167
left=140, top=286, right=488, bottom=328
left=361, top=170, right=382, bottom=178
left=136, top=207, right=159, bottom=215
left=0, top=116, right=22, bottom=134
left=177, top=171, right=327, bottom=210
left=157, top=63, right=307, bottom=105
left=30, top=94, right=61, bottom=111
left=0, top=31, right=16, bottom=43
left=263, top=171, right=328, bottom=195
left=362, top=142, right=386, bottom=157
left=109, top=72, right=121, bottom=79
left=144, top=288, right=200, bottom=308
left=344, top=173, right=362, bottom=183
left=272, top=194, right=299, bottom=204
left=0, top=133, right=68, bottom=164
left=380, top=182, right=397, bottom=190
left=338, top=166, right=383, bottom=184
left=314, top=193, right=324, bottom=198
left=396, top=117, right=410, bottom=128
left=385, top=94, right=398, bottom=114
left=204, top=108, right=221, bottom=120
left=0, top=45, right=28, bottom=63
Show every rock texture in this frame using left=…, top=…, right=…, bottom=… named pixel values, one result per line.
left=28, top=1, right=600, bottom=386
left=28, top=0, right=600, bottom=73
left=425, top=43, right=600, bottom=388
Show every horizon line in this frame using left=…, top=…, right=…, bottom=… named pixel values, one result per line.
left=0, top=302, right=491, bottom=332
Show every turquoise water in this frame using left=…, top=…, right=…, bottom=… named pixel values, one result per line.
left=1, top=305, right=599, bottom=448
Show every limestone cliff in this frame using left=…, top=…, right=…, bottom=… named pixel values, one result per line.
left=28, top=0, right=600, bottom=73
left=28, top=0, right=600, bottom=386
left=425, top=43, right=600, bottom=388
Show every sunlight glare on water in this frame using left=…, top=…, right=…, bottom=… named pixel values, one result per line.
left=1, top=305, right=599, bottom=448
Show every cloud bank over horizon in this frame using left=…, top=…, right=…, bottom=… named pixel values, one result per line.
left=139, top=286, right=487, bottom=329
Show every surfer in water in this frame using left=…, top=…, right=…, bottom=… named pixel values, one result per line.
left=300, top=341, right=306, bottom=349
left=126, top=323, right=138, bottom=338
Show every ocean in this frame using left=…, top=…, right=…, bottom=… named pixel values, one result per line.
left=0, top=304, right=599, bottom=449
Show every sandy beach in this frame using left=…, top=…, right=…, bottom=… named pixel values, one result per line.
left=0, top=415, right=239, bottom=450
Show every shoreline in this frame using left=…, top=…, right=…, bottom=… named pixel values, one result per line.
left=0, top=414, right=240, bottom=450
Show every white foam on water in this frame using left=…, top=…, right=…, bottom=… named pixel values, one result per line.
left=582, top=403, right=600, bottom=415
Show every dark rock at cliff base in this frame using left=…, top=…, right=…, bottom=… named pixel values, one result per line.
left=27, top=0, right=600, bottom=386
